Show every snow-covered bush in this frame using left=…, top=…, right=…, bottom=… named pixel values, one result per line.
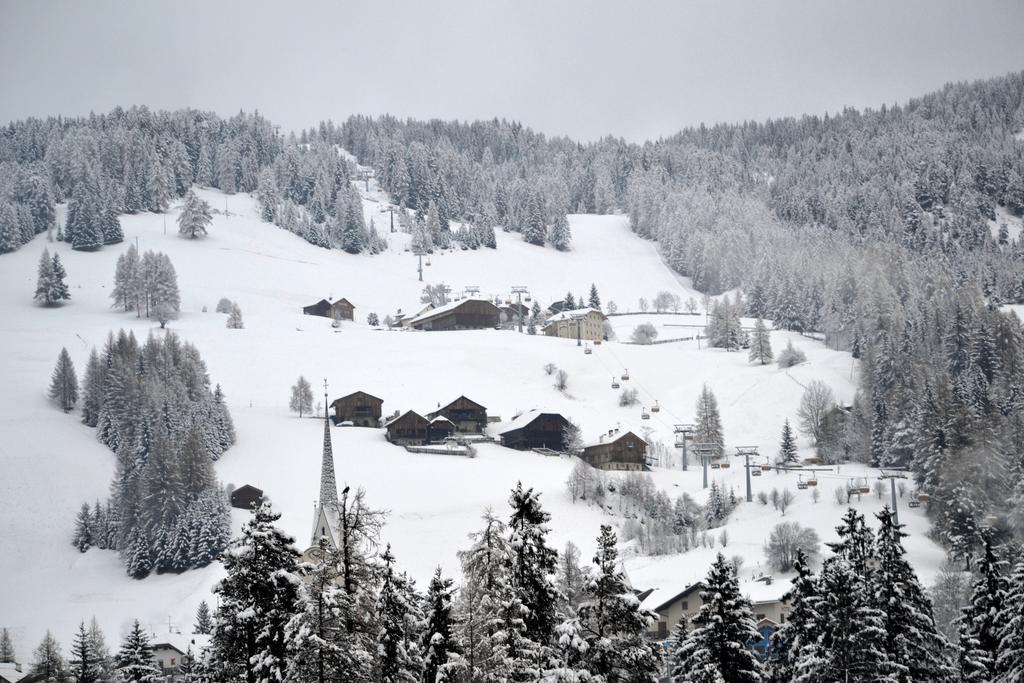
left=619, top=387, right=639, bottom=406
left=776, top=340, right=807, bottom=368
left=216, top=297, right=233, bottom=313
left=630, top=322, right=658, bottom=345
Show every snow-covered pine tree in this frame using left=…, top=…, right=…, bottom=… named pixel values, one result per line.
left=793, top=556, right=892, bottom=682
left=766, top=549, right=818, bottom=683
left=870, top=507, right=956, bottom=682
left=67, top=186, right=104, bottom=251
left=69, top=621, right=101, bottom=683
left=81, top=348, right=103, bottom=427
left=30, top=630, right=67, bottom=683
left=548, top=213, right=572, bottom=251
left=49, top=347, right=79, bottom=412
left=86, top=617, right=114, bottom=683
left=376, top=544, right=421, bottom=683
left=124, top=526, right=152, bottom=579
left=194, top=600, right=213, bottom=635
left=997, top=560, right=1024, bottom=680
left=455, top=509, right=513, bottom=682
left=749, top=317, right=773, bottom=364
left=507, top=482, right=561, bottom=647
left=0, top=201, right=20, bottom=253
left=210, top=503, right=301, bottom=683
left=226, top=302, right=244, bottom=329
left=285, top=539, right=367, bottom=683
left=34, top=248, right=69, bottom=305
left=826, top=507, right=875, bottom=577
left=587, top=284, right=600, bottom=311
left=289, top=376, right=313, bottom=417
left=523, top=193, right=546, bottom=246
left=73, top=502, right=93, bottom=552
left=672, top=553, right=762, bottom=683
left=556, top=541, right=587, bottom=617
left=421, top=567, right=459, bottom=683
left=110, top=244, right=140, bottom=312
left=576, top=525, right=661, bottom=680
left=0, top=628, right=14, bottom=663
left=779, top=419, right=798, bottom=465
left=694, top=384, right=724, bottom=457
left=177, top=190, right=212, bottom=239
left=957, top=533, right=1009, bottom=682
left=115, top=620, right=159, bottom=683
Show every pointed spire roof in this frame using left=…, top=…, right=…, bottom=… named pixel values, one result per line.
left=319, top=382, right=338, bottom=506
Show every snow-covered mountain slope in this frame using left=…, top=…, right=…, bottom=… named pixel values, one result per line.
left=0, top=187, right=945, bottom=656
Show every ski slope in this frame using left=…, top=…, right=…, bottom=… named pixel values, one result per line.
left=0, top=185, right=945, bottom=659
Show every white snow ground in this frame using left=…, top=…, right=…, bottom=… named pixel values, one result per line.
left=0, top=184, right=945, bottom=659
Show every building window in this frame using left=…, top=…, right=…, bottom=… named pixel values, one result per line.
left=171, top=658, right=176, bottom=666
left=756, top=613, right=765, bottom=621
left=680, top=601, right=688, bottom=610
left=158, top=660, right=164, bottom=669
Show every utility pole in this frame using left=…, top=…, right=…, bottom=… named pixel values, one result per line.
left=674, top=424, right=694, bottom=471
left=736, top=446, right=759, bottom=503
left=412, top=248, right=425, bottom=282
left=576, top=317, right=582, bottom=346
left=693, top=443, right=717, bottom=489
left=512, top=286, right=528, bottom=333
left=878, top=469, right=908, bottom=527
left=389, top=206, right=395, bottom=233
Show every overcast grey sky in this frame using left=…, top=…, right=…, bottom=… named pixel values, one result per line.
left=2, top=0, right=1023, bottom=141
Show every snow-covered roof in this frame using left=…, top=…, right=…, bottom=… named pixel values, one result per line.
left=0, top=663, right=26, bottom=683
left=639, top=575, right=791, bottom=614
left=544, top=307, right=606, bottom=324
left=150, top=632, right=211, bottom=656
left=407, top=297, right=494, bottom=325
left=493, top=408, right=564, bottom=435
left=582, top=428, right=646, bottom=449
left=430, top=415, right=454, bottom=425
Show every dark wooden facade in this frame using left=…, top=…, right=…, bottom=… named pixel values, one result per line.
left=302, top=298, right=355, bottom=320
left=428, top=416, right=456, bottom=441
left=230, top=484, right=264, bottom=510
left=499, top=412, right=570, bottom=451
left=385, top=411, right=430, bottom=445
left=331, top=391, right=383, bottom=427
left=302, top=299, right=332, bottom=317
left=410, top=299, right=500, bottom=331
left=428, top=396, right=488, bottom=433
left=331, top=298, right=355, bottom=321
left=581, top=431, right=648, bottom=471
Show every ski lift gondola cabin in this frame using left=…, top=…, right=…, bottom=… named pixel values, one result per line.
left=751, top=468, right=762, bottom=477
left=641, top=409, right=650, bottom=420
left=651, top=401, right=660, bottom=413
left=584, top=345, right=593, bottom=355
left=611, top=377, right=620, bottom=389
left=621, top=370, right=629, bottom=380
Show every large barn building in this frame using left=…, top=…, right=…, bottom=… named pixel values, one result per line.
left=580, top=429, right=648, bottom=470
left=496, top=409, right=570, bottom=451
left=302, top=298, right=355, bottom=320
left=331, top=391, right=383, bottom=427
left=428, top=396, right=488, bottom=433
left=384, top=410, right=431, bottom=445
left=407, top=298, right=500, bottom=331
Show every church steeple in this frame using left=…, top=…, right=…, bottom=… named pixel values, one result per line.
left=318, top=379, right=338, bottom=507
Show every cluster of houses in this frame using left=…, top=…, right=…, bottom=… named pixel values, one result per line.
left=302, top=297, right=355, bottom=321
left=319, top=390, right=649, bottom=470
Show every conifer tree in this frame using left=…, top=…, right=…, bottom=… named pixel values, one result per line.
left=827, top=508, right=874, bottom=577
left=749, top=317, right=773, bottom=364
left=870, top=507, right=955, bottom=682
left=0, top=201, right=20, bottom=253
left=289, top=376, right=313, bottom=418
left=115, top=620, right=159, bottom=683
left=30, top=630, right=67, bottom=683
left=549, top=213, right=572, bottom=251
left=86, top=618, right=114, bottom=683
left=226, top=302, right=244, bottom=329
left=576, top=525, right=661, bottom=680
left=421, top=567, right=459, bottom=683
left=285, top=539, right=366, bottom=683
left=376, top=544, right=421, bottom=682
left=997, top=560, right=1024, bottom=680
left=672, top=553, right=762, bottom=683
left=0, top=628, right=16, bottom=663
left=69, top=621, right=100, bottom=683
left=34, top=248, right=70, bottom=305
left=507, top=482, right=561, bottom=647
left=767, top=550, right=818, bottom=683
left=194, top=600, right=213, bottom=635
left=523, top=193, right=546, bottom=246
left=587, top=284, right=600, bottom=311
left=694, top=384, right=724, bottom=457
left=957, top=534, right=1009, bottom=682
left=793, top=557, right=891, bottom=682
left=177, top=190, right=212, bottom=239
left=779, top=419, right=798, bottom=465
left=210, top=503, right=301, bottom=683
left=49, top=348, right=79, bottom=412
left=80, top=348, right=103, bottom=427
left=73, top=502, right=94, bottom=552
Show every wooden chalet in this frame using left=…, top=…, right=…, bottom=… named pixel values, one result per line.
left=428, top=396, right=488, bottom=433
left=230, top=484, right=264, bottom=510
left=428, top=415, right=456, bottom=441
left=499, top=302, right=530, bottom=325
left=644, top=581, right=789, bottom=640
left=302, top=298, right=355, bottom=321
left=547, top=300, right=570, bottom=315
left=384, top=410, right=431, bottom=445
left=496, top=409, right=570, bottom=451
left=580, top=429, right=647, bottom=470
left=407, top=298, right=500, bottom=331
left=331, top=391, right=384, bottom=427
